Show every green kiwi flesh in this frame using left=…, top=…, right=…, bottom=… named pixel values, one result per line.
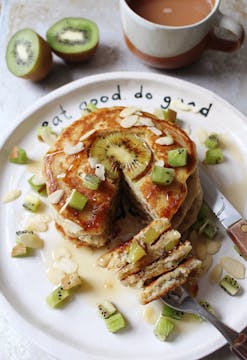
left=6, top=29, right=52, bottom=81
left=46, top=17, right=99, bottom=62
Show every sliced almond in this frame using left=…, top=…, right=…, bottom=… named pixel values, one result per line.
left=88, top=157, right=98, bottom=169
left=220, top=256, right=245, bottom=279
left=25, top=214, right=51, bottom=232
left=48, top=189, right=64, bottom=204
left=120, top=107, right=141, bottom=118
left=47, top=266, right=65, bottom=285
left=64, top=142, right=84, bottom=155
left=95, top=164, right=105, bottom=181
left=148, top=127, right=162, bottom=136
left=206, top=239, right=221, bottom=255
left=52, top=246, right=71, bottom=260
left=136, top=117, right=154, bottom=127
left=201, top=253, right=213, bottom=275
left=54, top=258, right=78, bottom=274
left=155, top=136, right=174, bottom=146
left=63, top=219, right=83, bottom=235
left=79, top=129, right=96, bottom=141
left=2, top=189, right=22, bottom=203
left=195, top=238, right=207, bottom=260
left=155, top=159, right=165, bottom=167
left=120, top=115, right=139, bottom=128
left=57, top=173, right=66, bottom=179
left=209, top=263, right=223, bottom=284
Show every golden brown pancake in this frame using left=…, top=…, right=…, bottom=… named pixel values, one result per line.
left=43, top=106, right=200, bottom=248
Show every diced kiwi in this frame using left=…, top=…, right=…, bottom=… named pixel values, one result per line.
left=105, top=312, right=126, bottom=333
left=220, top=275, right=240, bottom=296
left=28, top=175, right=47, bottom=196
left=164, top=237, right=180, bottom=252
left=23, top=194, right=41, bottom=212
left=82, top=103, right=98, bottom=116
left=199, top=219, right=218, bottom=239
left=152, top=166, right=175, bottom=186
left=68, top=189, right=88, bottom=211
left=154, top=315, right=174, bottom=341
left=197, top=202, right=211, bottom=220
left=6, top=29, right=52, bottom=81
left=205, top=134, right=220, bottom=149
left=165, top=109, right=177, bottom=123
left=162, top=304, right=183, bottom=320
left=37, top=125, right=56, bottom=142
left=46, top=17, right=99, bottom=62
left=90, top=132, right=152, bottom=180
left=61, top=273, right=82, bottom=290
left=141, top=219, right=168, bottom=245
left=204, top=148, right=223, bottom=165
left=97, top=300, right=117, bottom=319
left=83, top=174, right=101, bottom=190
left=16, top=230, right=43, bottom=248
left=168, top=148, right=187, bottom=167
left=128, top=240, right=146, bottom=263
left=46, top=286, right=71, bottom=308
left=11, top=243, right=30, bottom=257
left=8, top=146, right=28, bottom=164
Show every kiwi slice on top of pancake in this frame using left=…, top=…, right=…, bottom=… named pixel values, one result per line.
left=90, top=132, right=152, bottom=180
left=46, top=17, right=99, bottom=62
left=6, top=29, right=52, bottom=81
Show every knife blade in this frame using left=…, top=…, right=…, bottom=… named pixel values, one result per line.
left=199, top=168, right=247, bottom=258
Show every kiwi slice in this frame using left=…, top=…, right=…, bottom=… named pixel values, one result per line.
left=9, top=146, right=28, bottom=164
left=162, top=304, right=183, bottom=320
left=6, top=29, right=52, bottom=81
left=97, top=300, right=117, bottom=319
left=46, top=286, right=71, bottom=308
left=90, top=132, right=152, bottom=180
left=46, top=17, right=99, bottom=62
left=220, top=275, right=240, bottom=296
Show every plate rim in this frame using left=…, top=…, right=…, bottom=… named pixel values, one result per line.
left=1, top=71, right=247, bottom=360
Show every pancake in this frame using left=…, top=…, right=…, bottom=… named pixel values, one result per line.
left=43, top=106, right=200, bottom=248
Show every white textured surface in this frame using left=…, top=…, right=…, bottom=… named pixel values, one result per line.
left=0, top=0, right=246, bottom=359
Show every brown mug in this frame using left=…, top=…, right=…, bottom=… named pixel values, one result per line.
left=120, top=0, right=245, bottom=69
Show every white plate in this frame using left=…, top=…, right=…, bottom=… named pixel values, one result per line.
left=0, top=72, right=247, bottom=360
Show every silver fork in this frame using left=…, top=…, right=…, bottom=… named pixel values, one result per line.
left=161, top=287, right=247, bottom=360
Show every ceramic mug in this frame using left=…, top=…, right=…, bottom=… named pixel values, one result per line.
left=120, top=0, right=245, bottom=69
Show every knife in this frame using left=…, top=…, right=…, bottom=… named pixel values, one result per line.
left=199, top=168, right=247, bottom=258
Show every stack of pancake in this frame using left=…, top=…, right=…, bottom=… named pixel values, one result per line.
left=43, top=106, right=202, bottom=302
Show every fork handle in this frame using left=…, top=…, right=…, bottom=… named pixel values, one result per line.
left=199, top=308, right=247, bottom=359
left=230, top=332, right=247, bottom=360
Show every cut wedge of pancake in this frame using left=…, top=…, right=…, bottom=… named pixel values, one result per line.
left=139, top=258, right=202, bottom=304
left=98, top=219, right=202, bottom=304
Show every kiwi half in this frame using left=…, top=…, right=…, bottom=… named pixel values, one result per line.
left=46, top=17, right=99, bottom=62
left=6, top=29, right=52, bottom=81
left=90, top=132, right=152, bottom=180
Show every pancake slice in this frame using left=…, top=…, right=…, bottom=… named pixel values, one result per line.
left=139, top=257, right=202, bottom=305
left=121, top=240, right=192, bottom=288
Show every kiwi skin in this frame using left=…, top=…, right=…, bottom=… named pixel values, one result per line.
left=26, top=34, right=53, bottom=81
left=53, top=43, right=98, bottom=63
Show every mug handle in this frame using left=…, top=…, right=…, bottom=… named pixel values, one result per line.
left=207, top=12, right=245, bottom=52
